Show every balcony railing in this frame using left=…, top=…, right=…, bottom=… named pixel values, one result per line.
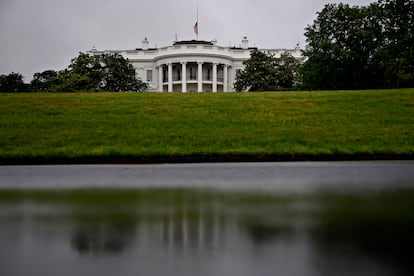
left=164, top=76, right=225, bottom=83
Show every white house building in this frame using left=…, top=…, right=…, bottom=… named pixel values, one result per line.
left=88, top=37, right=301, bottom=92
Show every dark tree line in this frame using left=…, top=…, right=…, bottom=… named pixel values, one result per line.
left=0, top=72, right=29, bottom=92
left=0, top=53, right=147, bottom=92
left=235, top=0, right=413, bottom=91
left=301, top=0, right=414, bottom=90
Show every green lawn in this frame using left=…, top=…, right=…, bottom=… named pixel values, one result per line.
left=0, top=89, right=413, bottom=162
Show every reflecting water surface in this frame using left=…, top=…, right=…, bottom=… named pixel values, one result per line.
left=0, top=187, right=413, bottom=276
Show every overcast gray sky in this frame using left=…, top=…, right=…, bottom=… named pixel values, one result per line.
left=0, top=0, right=375, bottom=81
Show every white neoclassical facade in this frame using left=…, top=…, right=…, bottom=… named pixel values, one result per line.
left=88, top=37, right=301, bottom=92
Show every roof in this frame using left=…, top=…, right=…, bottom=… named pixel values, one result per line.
left=173, top=40, right=214, bottom=46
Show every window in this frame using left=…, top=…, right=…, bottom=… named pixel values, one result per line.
left=190, top=67, right=197, bottom=80
left=177, top=69, right=181, bottom=81
left=146, top=70, right=153, bottom=82
left=236, top=69, right=242, bottom=77
left=206, top=69, right=211, bottom=80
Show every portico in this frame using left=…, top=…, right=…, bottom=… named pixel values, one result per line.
left=158, top=61, right=230, bottom=92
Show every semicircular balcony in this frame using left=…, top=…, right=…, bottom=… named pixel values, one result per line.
left=158, top=61, right=229, bottom=92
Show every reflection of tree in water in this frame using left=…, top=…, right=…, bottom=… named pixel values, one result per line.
left=71, top=214, right=137, bottom=255
left=71, top=226, right=130, bottom=255
left=240, top=217, right=294, bottom=244
left=311, top=190, right=414, bottom=276
left=63, top=188, right=414, bottom=275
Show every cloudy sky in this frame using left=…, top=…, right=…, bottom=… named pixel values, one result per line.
left=1, top=0, right=375, bottom=81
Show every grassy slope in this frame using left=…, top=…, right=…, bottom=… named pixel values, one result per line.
left=0, top=89, right=413, bottom=162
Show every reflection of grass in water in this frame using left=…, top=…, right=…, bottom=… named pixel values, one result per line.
left=0, top=188, right=300, bottom=228
left=0, top=188, right=299, bottom=210
left=1, top=188, right=413, bottom=219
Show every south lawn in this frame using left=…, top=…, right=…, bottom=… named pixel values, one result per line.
left=0, top=89, right=413, bottom=163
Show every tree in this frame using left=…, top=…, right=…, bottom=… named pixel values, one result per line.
left=44, top=52, right=147, bottom=92
left=301, top=0, right=414, bottom=90
left=234, top=50, right=278, bottom=91
left=379, top=0, right=414, bottom=88
left=302, top=3, right=379, bottom=89
left=234, top=50, right=302, bottom=91
left=274, top=52, right=303, bottom=90
left=99, top=53, right=147, bottom=92
left=50, top=70, right=97, bottom=92
left=31, top=70, right=58, bottom=91
left=0, top=72, right=26, bottom=92
left=67, top=52, right=104, bottom=91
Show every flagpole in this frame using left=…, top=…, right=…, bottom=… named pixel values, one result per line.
left=197, top=6, right=199, bottom=40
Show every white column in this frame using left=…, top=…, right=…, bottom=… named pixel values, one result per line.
left=158, top=65, right=163, bottom=92
left=223, top=65, right=228, bottom=92
left=181, top=62, right=187, bottom=93
left=228, top=67, right=234, bottom=92
left=212, top=63, right=218, bottom=93
left=168, top=63, right=173, bottom=92
left=197, top=62, right=203, bottom=92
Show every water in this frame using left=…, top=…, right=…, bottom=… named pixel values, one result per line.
left=0, top=162, right=413, bottom=276
left=1, top=161, right=413, bottom=191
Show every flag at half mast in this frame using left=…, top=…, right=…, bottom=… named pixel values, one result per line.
left=194, top=6, right=199, bottom=38
left=194, top=21, right=198, bottom=36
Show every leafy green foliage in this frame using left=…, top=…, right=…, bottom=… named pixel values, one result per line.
left=380, top=0, right=414, bottom=88
left=302, top=0, right=414, bottom=90
left=99, top=53, right=147, bottom=92
left=33, top=53, right=148, bottom=92
left=275, top=52, right=303, bottom=89
left=30, top=70, right=58, bottom=91
left=234, top=50, right=278, bottom=91
left=234, top=50, right=302, bottom=91
left=68, top=53, right=104, bottom=91
left=0, top=72, right=27, bottom=92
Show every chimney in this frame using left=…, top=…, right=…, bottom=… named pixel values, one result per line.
left=242, top=36, right=249, bottom=49
left=142, top=37, right=149, bottom=50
